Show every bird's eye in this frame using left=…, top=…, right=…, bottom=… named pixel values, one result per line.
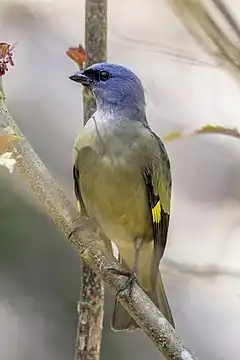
left=99, top=70, right=110, bottom=81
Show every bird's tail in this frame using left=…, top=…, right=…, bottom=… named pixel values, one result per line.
left=110, top=271, right=175, bottom=331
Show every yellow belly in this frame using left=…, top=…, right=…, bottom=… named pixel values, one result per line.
left=82, top=164, right=152, bottom=244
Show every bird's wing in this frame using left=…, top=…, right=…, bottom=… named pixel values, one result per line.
left=73, top=138, right=89, bottom=216
left=73, top=162, right=88, bottom=216
left=142, top=133, right=171, bottom=288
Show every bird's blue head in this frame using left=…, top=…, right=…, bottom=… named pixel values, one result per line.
left=69, top=62, right=146, bottom=119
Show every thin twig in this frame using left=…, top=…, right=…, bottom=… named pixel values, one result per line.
left=74, top=1, right=107, bottom=360
left=0, top=79, right=197, bottom=359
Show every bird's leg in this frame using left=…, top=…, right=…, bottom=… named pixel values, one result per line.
left=108, top=238, right=143, bottom=297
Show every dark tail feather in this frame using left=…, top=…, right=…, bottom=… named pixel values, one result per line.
left=111, top=255, right=138, bottom=331
left=149, top=272, right=175, bottom=328
left=111, top=259, right=174, bottom=331
left=111, top=299, right=138, bottom=331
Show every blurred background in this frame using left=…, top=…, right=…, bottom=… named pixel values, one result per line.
left=1, top=0, right=240, bottom=359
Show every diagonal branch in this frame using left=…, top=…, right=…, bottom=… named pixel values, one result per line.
left=0, top=80, right=198, bottom=360
left=211, top=0, right=240, bottom=40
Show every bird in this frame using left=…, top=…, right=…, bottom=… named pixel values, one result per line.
left=69, top=62, right=174, bottom=331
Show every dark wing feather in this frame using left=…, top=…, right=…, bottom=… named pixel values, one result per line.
left=143, top=171, right=169, bottom=257
left=73, top=163, right=88, bottom=217
left=142, top=134, right=171, bottom=289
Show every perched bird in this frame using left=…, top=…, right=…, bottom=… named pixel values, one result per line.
left=69, top=63, right=174, bottom=331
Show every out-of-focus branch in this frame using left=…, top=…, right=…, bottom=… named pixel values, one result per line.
left=169, top=0, right=240, bottom=80
left=212, top=0, right=240, bottom=40
left=74, top=1, right=108, bottom=360
left=0, top=79, right=198, bottom=360
left=164, top=124, right=240, bottom=142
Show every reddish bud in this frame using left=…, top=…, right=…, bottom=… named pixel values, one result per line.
left=66, top=44, right=88, bottom=69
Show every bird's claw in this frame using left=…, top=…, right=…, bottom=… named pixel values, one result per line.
left=107, top=267, right=137, bottom=297
left=68, top=226, right=81, bottom=239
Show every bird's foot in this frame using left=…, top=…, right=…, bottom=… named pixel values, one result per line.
left=68, top=226, right=81, bottom=239
left=107, top=267, right=137, bottom=297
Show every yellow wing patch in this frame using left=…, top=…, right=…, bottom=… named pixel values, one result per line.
left=152, top=200, right=161, bottom=223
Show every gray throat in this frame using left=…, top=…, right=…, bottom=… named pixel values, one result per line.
left=97, top=103, right=148, bottom=126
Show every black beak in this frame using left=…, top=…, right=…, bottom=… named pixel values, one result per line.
left=69, top=71, right=92, bottom=86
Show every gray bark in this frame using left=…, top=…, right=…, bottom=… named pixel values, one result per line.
left=74, top=1, right=107, bottom=360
